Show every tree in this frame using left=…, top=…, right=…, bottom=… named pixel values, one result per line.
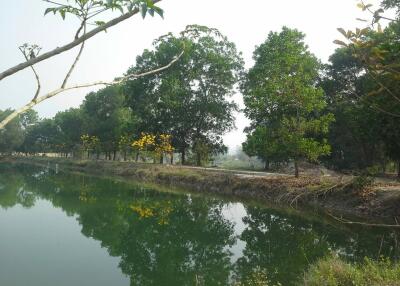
left=0, top=110, right=24, bottom=154
left=242, top=27, right=334, bottom=177
left=0, top=0, right=185, bottom=130
left=54, top=108, right=86, bottom=156
left=124, top=25, right=244, bottom=165
left=82, top=86, right=133, bottom=160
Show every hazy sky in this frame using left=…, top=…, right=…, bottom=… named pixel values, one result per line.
left=0, top=0, right=381, bottom=149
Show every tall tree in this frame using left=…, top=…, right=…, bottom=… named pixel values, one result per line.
left=82, top=86, right=133, bottom=160
left=242, top=27, right=334, bottom=177
left=124, top=25, right=244, bottom=165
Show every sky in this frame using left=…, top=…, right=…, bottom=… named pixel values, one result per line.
left=0, top=0, right=382, bottom=150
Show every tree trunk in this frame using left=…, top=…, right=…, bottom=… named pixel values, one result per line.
left=113, top=150, right=116, bottom=161
left=181, top=149, right=186, bottom=165
left=294, top=159, right=299, bottom=178
left=159, top=154, right=163, bottom=164
left=382, top=158, right=387, bottom=175
left=170, top=153, right=174, bottom=165
left=196, top=152, right=201, bottom=166
left=87, top=151, right=90, bottom=159
left=264, top=160, right=270, bottom=171
left=135, top=152, right=139, bottom=162
left=96, top=151, right=100, bottom=160
left=397, top=160, right=400, bottom=179
left=124, top=150, right=127, bottom=161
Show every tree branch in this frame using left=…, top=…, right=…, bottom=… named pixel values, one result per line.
left=327, top=212, right=400, bottom=228
left=62, top=22, right=87, bottom=88
left=0, top=0, right=162, bottom=82
left=18, top=46, right=41, bottom=103
left=0, top=50, right=183, bottom=130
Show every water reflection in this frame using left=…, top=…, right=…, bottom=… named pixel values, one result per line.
left=0, top=164, right=399, bottom=286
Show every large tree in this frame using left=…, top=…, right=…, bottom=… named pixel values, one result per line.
left=242, top=27, right=334, bottom=177
left=124, top=25, right=244, bottom=165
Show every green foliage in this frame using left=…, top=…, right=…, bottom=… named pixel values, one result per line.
left=124, top=25, right=244, bottom=165
left=0, top=110, right=25, bottom=154
left=44, top=0, right=163, bottom=22
left=303, top=256, right=400, bottom=286
left=82, top=85, right=134, bottom=156
left=324, top=21, right=400, bottom=174
left=242, top=27, right=334, bottom=176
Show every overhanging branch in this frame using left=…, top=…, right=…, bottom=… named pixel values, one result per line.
left=0, top=0, right=162, bottom=82
left=0, top=50, right=184, bottom=130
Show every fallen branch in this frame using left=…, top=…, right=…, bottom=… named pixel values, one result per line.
left=327, top=212, right=400, bottom=228
left=0, top=50, right=184, bottom=129
left=0, top=0, right=162, bottom=82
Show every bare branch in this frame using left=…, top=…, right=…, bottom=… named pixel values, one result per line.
left=62, top=23, right=87, bottom=88
left=18, top=46, right=41, bottom=103
left=0, top=50, right=184, bottom=130
left=0, top=0, right=162, bottom=82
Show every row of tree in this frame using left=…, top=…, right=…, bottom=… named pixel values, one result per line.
left=1, top=13, right=399, bottom=176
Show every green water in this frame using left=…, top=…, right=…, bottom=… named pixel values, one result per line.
left=0, top=164, right=399, bottom=286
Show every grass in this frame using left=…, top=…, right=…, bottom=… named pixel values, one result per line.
left=302, top=256, right=400, bottom=286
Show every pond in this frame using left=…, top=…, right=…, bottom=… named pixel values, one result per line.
left=0, top=163, right=399, bottom=286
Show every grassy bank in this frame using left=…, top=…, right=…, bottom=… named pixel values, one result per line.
left=303, top=256, right=400, bottom=286
left=4, top=156, right=400, bottom=220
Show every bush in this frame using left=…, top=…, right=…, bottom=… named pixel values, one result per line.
left=350, top=175, right=375, bottom=192
left=302, top=256, right=400, bottom=286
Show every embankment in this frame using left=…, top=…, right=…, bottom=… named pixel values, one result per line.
left=4, top=156, right=400, bottom=221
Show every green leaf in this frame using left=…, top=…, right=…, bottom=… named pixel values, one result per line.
left=141, top=4, right=147, bottom=18
left=95, top=21, right=106, bottom=26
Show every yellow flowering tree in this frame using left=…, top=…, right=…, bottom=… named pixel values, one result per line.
left=81, top=134, right=100, bottom=159
left=131, top=133, right=174, bottom=164
left=131, top=133, right=156, bottom=162
left=155, top=134, right=174, bottom=164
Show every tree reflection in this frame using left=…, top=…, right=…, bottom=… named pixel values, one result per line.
left=0, top=164, right=399, bottom=286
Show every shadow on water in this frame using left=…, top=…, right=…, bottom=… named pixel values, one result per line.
left=0, top=163, right=399, bottom=285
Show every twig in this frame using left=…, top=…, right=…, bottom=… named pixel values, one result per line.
left=0, top=50, right=184, bottom=130
left=0, top=0, right=162, bottom=81
left=18, top=46, right=41, bottom=103
left=327, top=212, right=400, bottom=228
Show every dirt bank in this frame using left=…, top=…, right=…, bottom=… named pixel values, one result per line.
left=4, top=156, right=400, bottom=221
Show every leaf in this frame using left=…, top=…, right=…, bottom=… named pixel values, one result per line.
left=337, top=28, right=348, bottom=38
left=141, top=4, right=147, bottom=18
left=153, top=6, right=164, bottom=18
left=95, top=21, right=106, bottom=26
left=333, top=40, right=348, bottom=47
left=60, top=9, right=66, bottom=20
left=44, top=7, right=55, bottom=16
left=360, top=27, right=370, bottom=36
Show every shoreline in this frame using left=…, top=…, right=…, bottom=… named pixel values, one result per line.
left=3, top=156, right=400, bottom=222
